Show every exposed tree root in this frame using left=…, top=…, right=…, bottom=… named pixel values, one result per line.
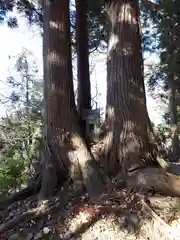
left=127, top=167, right=180, bottom=197
left=0, top=185, right=35, bottom=211
left=0, top=188, right=82, bottom=234
left=92, top=190, right=171, bottom=230
left=0, top=206, right=39, bottom=233
left=138, top=194, right=171, bottom=229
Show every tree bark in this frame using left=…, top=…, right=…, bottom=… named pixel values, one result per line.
left=167, top=31, right=180, bottom=161
left=75, top=0, right=91, bottom=137
left=168, top=74, right=180, bottom=161
left=40, top=0, right=105, bottom=200
left=101, top=0, right=156, bottom=177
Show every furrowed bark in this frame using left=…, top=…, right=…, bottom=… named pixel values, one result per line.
left=39, top=0, right=105, bottom=200
left=98, top=0, right=156, bottom=177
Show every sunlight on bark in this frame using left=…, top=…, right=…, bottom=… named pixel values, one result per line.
left=122, top=44, right=133, bottom=55
left=51, top=83, right=55, bottom=92
left=171, top=124, right=178, bottom=143
left=120, top=3, right=136, bottom=24
left=171, top=124, right=178, bottom=133
left=67, top=134, right=92, bottom=178
left=67, top=134, right=90, bottom=166
left=48, top=84, right=64, bottom=97
left=108, top=33, right=133, bottom=57
left=107, top=33, right=119, bottom=58
left=37, top=199, right=49, bottom=209
left=104, top=131, right=113, bottom=154
left=69, top=134, right=83, bottom=151
left=47, top=52, right=65, bottom=66
left=119, top=120, right=141, bottom=157
left=120, top=120, right=135, bottom=140
left=50, top=20, right=64, bottom=31
left=107, top=3, right=136, bottom=26
left=103, top=106, right=114, bottom=152
left=107, top=3, right=136, bottom=59
left=129, top=93, right=144, bottom=102
left=106, top=105, right=115, bottom=120
left=44, top=0, right=51, bottom=7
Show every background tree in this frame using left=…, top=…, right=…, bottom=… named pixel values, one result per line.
left=0, top=0, right=42, bottom=27
left=147, top=0, right=180, bottom=161
left=0, top=49, right=42, bottom=196
left=75, top=0, right=91, bottom=137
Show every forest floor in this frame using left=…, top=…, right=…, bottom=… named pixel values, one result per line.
left=1, top=183, right=180, bottom=240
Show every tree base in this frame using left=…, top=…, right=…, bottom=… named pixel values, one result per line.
left=2, top=184, right=180, bottom=239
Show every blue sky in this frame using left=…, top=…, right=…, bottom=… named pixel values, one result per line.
left=0, top=12, right=163, bottom=125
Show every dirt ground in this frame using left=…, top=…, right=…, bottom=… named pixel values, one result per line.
left=1, top=185, right=180, bottom=240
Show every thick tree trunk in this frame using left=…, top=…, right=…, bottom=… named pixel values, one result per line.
left=75, top=0, right=91, bottom=137
left=40, top=0, right=104, bottom=200
left=167, top=35, right=180, bottom=161
left=93, top=0, right=180, bottom=197
left=169, top=75, right=180, bottom=161
left=101, top=0, right=156, bottom=177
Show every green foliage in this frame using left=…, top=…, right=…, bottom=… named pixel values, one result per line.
left=147, top=0, right=180, bottom=88
left=0, top=50, right=43, bottom=196
left=0, top=149, right=25, bottom=195
left=156, top=123, right=171, bottom=148
left=87, top=0, right=107, bottom=52
left=0, top=0, right=42, bottom=27
left=140, top=2, right=159, bottom=53
left=9, top=233, right=23, bottom=240
left=1, top=0, right=107, bottom=52
left=146, top=0, right=180, bottom=148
